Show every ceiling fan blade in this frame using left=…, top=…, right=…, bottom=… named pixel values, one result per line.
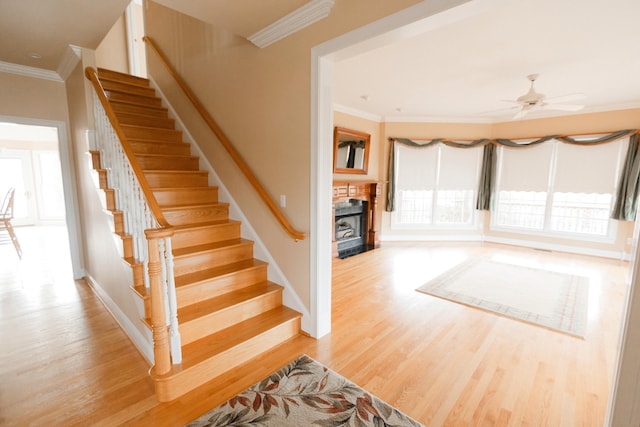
left=543, top=103, right=584, bottom=111
left=478, top=105, right=520, bottom=116
left=544, top=93, right=586, bottom=104
left=512, top=109, right=528, bottom=120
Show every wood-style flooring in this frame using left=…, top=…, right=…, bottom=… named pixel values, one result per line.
left=0, top=227, right=630, bottom=426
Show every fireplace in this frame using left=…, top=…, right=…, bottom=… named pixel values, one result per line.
left=334, top=199, right=369, bottom=258
left=331, top=181, right=381, bottom=258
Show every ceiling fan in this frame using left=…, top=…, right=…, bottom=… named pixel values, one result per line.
left=503, top=74, right=585, bottom=120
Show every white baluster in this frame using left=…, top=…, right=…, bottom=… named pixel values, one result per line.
left=92, top=93, right=182, bottom=365
left=164, top=236, right=182, bottom=363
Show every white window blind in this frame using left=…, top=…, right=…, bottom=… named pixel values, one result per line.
left=393, top=142, right=480, bottom=227
left=493, top=137, right=628, bottom=239
left=499, top=143, right=553, bottom=192
left=553, top=138, right=626, bottom=194
left=438, top=145, right=481, bottom=190
left=395, top=144, right=438, bottom=190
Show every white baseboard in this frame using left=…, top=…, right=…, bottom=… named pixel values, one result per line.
left=379, top=233, right=628, bottom=260
left=381, top=233, right=483, bottom=242
left=84, top=275, right=154, bottom=364
left=484, top=235, right=625, bottom=260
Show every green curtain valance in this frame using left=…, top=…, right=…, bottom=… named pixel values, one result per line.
left=386, top=129, right=639, bottom=220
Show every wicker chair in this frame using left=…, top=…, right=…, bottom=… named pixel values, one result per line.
left=0, top=188, right=22, bottom=259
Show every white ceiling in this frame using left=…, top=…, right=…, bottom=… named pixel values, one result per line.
left=1, top=0, right=638, bottom=123
left=333, top=0, right=640, bottom=123
left=0, top=0, right=130, bottom=71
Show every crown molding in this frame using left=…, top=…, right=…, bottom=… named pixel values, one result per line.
left=248, top=0, right=335, bottom=48
left=333, top=103, right=382, bottom=123
left=57, top=45, right=82, bottom=81
left=334, top=101, right=640, bottom=125
left=0, top=60, right=62, bottom=82
left=384, top=114, right=495, bottom=124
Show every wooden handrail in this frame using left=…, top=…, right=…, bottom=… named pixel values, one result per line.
left=143, top=36, right=306, bottom=242
left=85, top=66, right=171, bottom=229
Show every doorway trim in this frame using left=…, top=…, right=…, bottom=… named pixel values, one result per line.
left=0, top=115, right=84, bottom=279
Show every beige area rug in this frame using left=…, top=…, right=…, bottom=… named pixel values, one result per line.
left=186, top=355, right=424, bottom=427
left=416, top=258, right=589, bottom=337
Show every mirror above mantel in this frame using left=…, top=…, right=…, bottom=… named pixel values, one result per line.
left=333, top=126, right=370, bottom=174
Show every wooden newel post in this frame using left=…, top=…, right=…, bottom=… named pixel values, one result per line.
left=146, top=227, right=174, bottom=375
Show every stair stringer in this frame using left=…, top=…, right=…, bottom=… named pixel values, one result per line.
left=148, top=76, right=313, bottom=335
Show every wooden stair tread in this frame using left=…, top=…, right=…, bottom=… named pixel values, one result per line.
left=132, top=283, right=148, bottom=299
left=129, top=139, right=190, bottom=146
left=104, top=88, right=159, bottom=101
left=136, top=153, right=197, bottom=159
left=100, top=80, right=156, bottom=97
left=131, top=258, right=266, bottom=298
left=144, top=170, right=207, bottom=175
left=175, top=307, right=301, bottom=371
left=144, top=170, right=209, bottom=189
left=163, top=202, right=229, bottom=212
left=153, top=186, right=216, bottom=192
left=113, top=113, right=175, bottom=129
left=121, top=123, right=175, bottom=130
left=99, top=76, right=152, bottom=88
left=109, top=99, right=168, bottom=114
left=178, top=282, right=281, bottom=323
left=144, top=170, right=208, bottom=180
left=172, top=238, right=249, bottom=257
left=174, top=258, right=267, bottom=288
left=126, top=136, right=185, bottom=145
left=171, top=219, right=238, bottom=230
left=120, top=124, right=182, bottom=136
left=97, top=68, right=151, bottom=87
left=99, top=76, right=152, bottom=87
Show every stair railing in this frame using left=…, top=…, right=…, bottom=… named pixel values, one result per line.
left=85, top=67, right=182, bottom=371
left=143, top=36, right=306, bottom=242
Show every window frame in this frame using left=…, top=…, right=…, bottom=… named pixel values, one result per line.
left=489, top=138, right=626, bottom=243
left=391, top=143, right=482, bottom=231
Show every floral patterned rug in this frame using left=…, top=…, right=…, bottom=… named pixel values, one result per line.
left=186, top=355, right=424, bottom=426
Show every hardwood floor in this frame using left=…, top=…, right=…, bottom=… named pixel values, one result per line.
left=0, top=228, right=630, bottom=426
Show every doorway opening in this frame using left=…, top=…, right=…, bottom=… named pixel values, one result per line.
left=0, top=122, right=66, bottom=226
left=0, top=118, right=83, bottom=279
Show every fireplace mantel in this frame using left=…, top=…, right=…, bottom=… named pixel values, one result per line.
left=332, top=181, right=382, bottom=258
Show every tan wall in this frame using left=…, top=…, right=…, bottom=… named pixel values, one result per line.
left=491, top=108, right=640, bottom=139
left=0, top=72, right=67, bottom=121
left=144, top=0, right=423, bottom=310
left=96, top=13, right=129, bottom=74
left=64, top=50, right=150, bottom=351
left=377, top=110, right=640, bottom=256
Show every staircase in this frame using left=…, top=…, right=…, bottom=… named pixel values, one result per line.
left=90, top=68, right=301, bottom=402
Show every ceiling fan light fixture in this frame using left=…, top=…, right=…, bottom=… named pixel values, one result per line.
left=508, top=73, right=585, bottom=120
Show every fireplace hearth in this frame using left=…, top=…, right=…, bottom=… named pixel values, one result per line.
left=334, top=199, right=369, bottom=258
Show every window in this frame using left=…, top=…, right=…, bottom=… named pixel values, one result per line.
left=493, top=137, right=627, bottom=239
left=393, top=143, right=481, bottom=228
